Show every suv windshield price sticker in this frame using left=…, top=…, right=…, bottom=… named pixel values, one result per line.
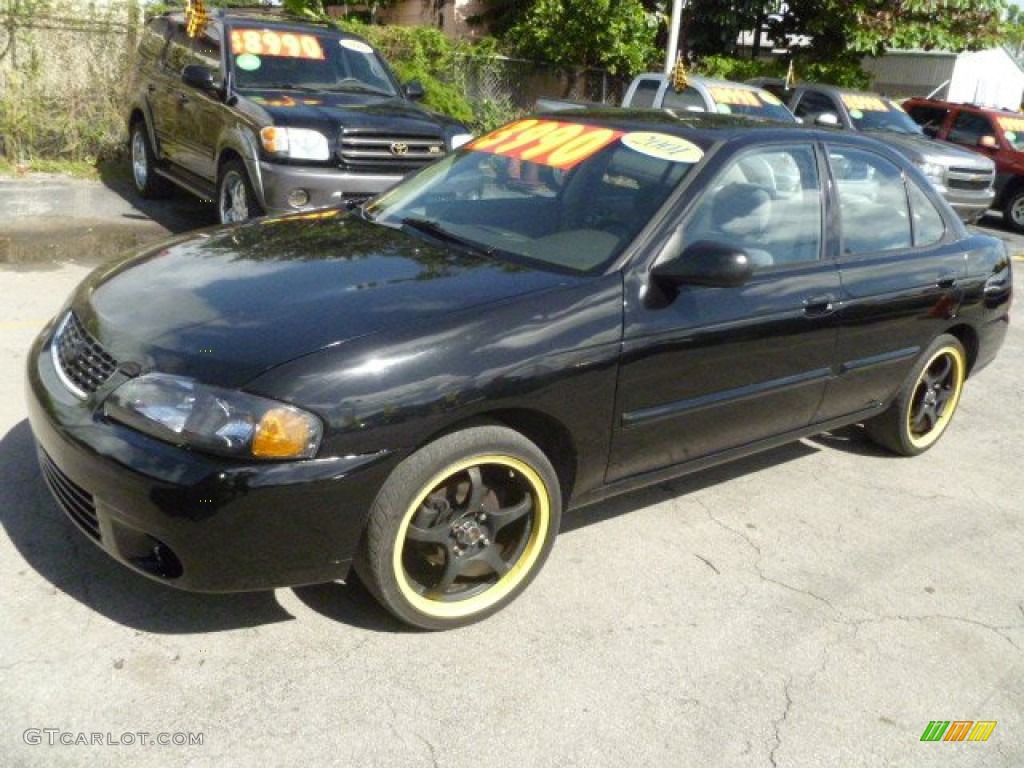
left=708, top=87, right=763, bottom=107
left=230, top=29, right=325, bottom=60
left=469, top=119, right=624, bottom=170
left=842, top=94, right=889, bottom=112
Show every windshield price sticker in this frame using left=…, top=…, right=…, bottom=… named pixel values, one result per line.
left=469, top=119, right=624, bottom=170
left=841, top=94, right=889, bottom=112
left=998, top=116, right=1024, bottom=134
left=622, top=132, right=703, bottom=163
left=231, top=29, right=325, bottom=60
left=709, top=87, right=763, bottom=107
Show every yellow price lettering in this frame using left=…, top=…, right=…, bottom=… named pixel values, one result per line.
left=263, top=31, right=281, bottom=56
left=493, top=122, right=564, bottom=154
left=518, top=124, right=586, bottom=161
left=472, top=120, right=541, bottom=151
left=301, top=36, right=323, bottom=59
left=547, top=128, right=616, bottom=167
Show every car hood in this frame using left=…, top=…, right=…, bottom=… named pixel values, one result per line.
left=74, top=211, right=573, bottom=388
left=870, top=131, right=995, bottom=170
left=245, top=90, right=461, bottom=135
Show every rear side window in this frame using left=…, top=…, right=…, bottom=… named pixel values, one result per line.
left=629, top=79, right=661, bottom=109
left=829, top=146, right=911, bottom=255
left=907, top=179, right=945, bottom=247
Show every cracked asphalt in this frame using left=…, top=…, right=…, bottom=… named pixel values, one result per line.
left=1, top=176, right=1022, bottom=767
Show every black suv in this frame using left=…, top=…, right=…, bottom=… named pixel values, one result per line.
left=128, top=10, right=472, bottom=223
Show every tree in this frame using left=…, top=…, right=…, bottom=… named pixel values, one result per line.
left=506, top=0, right=660, bottom=95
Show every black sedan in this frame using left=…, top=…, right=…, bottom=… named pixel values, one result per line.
left=26, top=112, right=1012, bottom=629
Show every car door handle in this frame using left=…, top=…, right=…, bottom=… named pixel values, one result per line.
left=803, top=294, right=836, bottom=317
left=936, top=273, right=958, bottom=289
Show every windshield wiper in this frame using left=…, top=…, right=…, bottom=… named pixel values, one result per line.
left=258, top=83, right=323, bottom=93
left=401, top=218, right=494, bottom=257
left=320, top=83, right=394, bottom=97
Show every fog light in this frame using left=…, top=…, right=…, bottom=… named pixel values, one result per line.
left=287, top=188, right=310, bottom=208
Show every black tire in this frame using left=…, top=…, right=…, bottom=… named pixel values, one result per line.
left=864, top=334, right=967, bottom=456
left=129, top=120, right=171, bottom=199
left=355, top=426, right=562, bottom=630
left=1002, top=187, right=1024, bottom=234
left=217, top=159, right=264, bottom=224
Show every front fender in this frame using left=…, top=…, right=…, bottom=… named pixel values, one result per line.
left=217, top=125, right=265, bottom=208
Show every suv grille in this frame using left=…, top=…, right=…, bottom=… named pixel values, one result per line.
left=39, top=450, right=100, bottom=541
left=947, top=166, right=994, bottom=192
left=338, top=131, right=445, bottom=174
left=51, top=312, right=118, bottom=398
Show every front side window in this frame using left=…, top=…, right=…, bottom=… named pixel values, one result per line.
left=949, top=111, right=995, bottom=146
left=662, top=87, right=706, bottom=112
left=629, top=79, right=662, bottom=109
left=163, top=23, right=222, bottom=77
left=829, top=146, right=910, bottom=255
left=905, top=104, right=950, bottom=138
left=680, top=144, right=822, bottom=267
left=793, top=91, right=838, bottom=120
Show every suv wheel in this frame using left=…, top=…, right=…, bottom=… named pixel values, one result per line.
left=1003, top=187, right=1024, bottom=234
left=129, top=121, right=171, bottom=199
left=218, top=160, right=264, bottom=224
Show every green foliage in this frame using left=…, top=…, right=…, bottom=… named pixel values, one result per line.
left=694, top=55, right=784, bottom=82
left=506, top=0, right=660, bottom=79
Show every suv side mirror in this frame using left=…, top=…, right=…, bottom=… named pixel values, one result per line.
left=652, top=240, right=754, bottom=289
left=814, top=112, right=840, bottom=127
left=404, top=80, right=425, bottom=101
left=182, top=65, right=217, bottom=92
left=979, top=135, right=998, bottom=149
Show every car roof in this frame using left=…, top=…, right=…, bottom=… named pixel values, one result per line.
left=635, top=73, right=772, bottom=93
left=906, top=98, right=1022, bottom=119
left=159, top=9, right=350, bottom=34
left=798, top=83, right=897, bottom=100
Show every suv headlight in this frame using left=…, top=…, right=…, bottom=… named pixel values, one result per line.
left=918, top=161, right=946, bottom=186
left=449, top=133, right=474, bottom=151
left=104, top=373, right=322, bottom=460
left=260, top=127, right=330, bottom=161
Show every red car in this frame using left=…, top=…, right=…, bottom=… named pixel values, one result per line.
left=904, top=97, right=1024, bottom=232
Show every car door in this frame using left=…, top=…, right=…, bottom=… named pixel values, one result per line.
left=174, top=25, right=226, bottom=182
left=608, top=141, right=841, bottom=482
left=813, top=142, right=967, bottom=423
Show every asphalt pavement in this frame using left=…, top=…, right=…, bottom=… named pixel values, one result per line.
left=1, top=174, right=1022, bottom=767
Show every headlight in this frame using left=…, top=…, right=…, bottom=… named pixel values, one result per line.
left=918, top=161, right=946, bottom=186
left=449, top=133, right=474, bottom=151
left=260, top=127, right=330, bottom=161
left=104, top=374, right=322, bottom=460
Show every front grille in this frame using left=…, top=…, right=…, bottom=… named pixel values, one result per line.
left=947, top=166, right=994, bottom=192
left=51, top=312, right=118, bottom=398
left=38, top=450, right=100, bottom=541
left=338, top=131, right=445, bottom=174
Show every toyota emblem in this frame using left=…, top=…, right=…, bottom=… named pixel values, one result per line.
left=389, top=142, right=409, bottom=156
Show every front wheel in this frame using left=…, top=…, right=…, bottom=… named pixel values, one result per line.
left=864, top=334, right=967, bottom=456
left=356, top=426, right=562, bottom=630
left=217, top=159, right=264, bottom=224
left=129, top=121, right=171, bottom=199
left=1003, top=188, right=1024, bottom=234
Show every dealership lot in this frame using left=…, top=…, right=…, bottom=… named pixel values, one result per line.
left=1, top=180, right=1022, bottom=766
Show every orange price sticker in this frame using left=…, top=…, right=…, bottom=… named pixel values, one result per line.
left=230, top=29, right=325, bottom=60
left=468, top=119, right=623, bottom=170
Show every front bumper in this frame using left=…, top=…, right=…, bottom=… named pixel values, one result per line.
left=257, top=162, right=407, bottom=217
left=25, top=323, right=394, bottom=592
left=940, top=185, right=995, bottom=223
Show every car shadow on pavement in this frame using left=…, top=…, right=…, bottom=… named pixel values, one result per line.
left=0, top=420, right=403, bottom=634
left=805, top=425, right=892, bottom=457
left=97, top=158, right=218, bottom=235
left=560, top=439, right=820, bottom=535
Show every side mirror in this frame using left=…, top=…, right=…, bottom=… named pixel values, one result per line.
left=979, top=135, right=998, bottom=149
left=652, top=240, right=754, bottom=289
left=815, top=112, right=840, bottom=127
left=404, top=80, right=425, bottom=101
left=182, top=65, right=217, bottom=91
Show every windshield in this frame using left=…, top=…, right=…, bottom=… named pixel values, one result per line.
left=366, top=119, right=702, bottom=274
left=842, top=94, right=923, bottom=135
left=997, top=116, right=1024, bottom=152
left=706, top=85, right=797, bottom=123
left=228, top=27, right=397, bottom=96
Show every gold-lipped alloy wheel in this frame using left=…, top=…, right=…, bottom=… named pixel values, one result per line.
left=357, top=426, right=561, bottom=629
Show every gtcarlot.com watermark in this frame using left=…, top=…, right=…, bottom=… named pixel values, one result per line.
left=24, top=729, right=203, bottom=747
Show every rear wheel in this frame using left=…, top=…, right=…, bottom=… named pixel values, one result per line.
left=356, top=426, right=561, bottom=630
left=129, top=121, right=171, bottom=199
left=217, top=159, right=264, bottom=224
left=1003, top=187, right=1024, bottom=234
left=864, top=334, right=966, bottom=456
